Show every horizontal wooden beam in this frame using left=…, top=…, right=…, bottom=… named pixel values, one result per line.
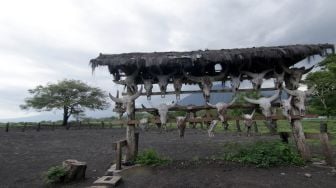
left=112, top=139, right=127, bottom=150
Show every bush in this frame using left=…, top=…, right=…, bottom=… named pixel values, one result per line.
left=135, top=149, right=170, bottom=166
left=223, top=141, right=305, bottom=168
left=44, top=165, right=68, bottom=184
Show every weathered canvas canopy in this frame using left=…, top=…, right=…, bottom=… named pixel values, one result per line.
left=90, top=44, right=334, bottom=82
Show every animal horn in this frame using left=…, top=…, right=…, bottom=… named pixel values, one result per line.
left=280, top=62, right=291, bottom=74
left=282, top=86, right=297, bottom=96
left=109, top=92, right=123, bottom=103
left=130, top=85, right=143, bottom=100
left=242, top=71, right=257, bottom=78
left=228, top=97, right=237, bottom=106
left=244, top=96, right=260, bottom=104
left=304, top=65, right=315, bottom=74
left=306, top=85, right=316, bottom=96
left=269, top=90, right=280, bottom=102
left=206, top=102, right=216, bottom=108
left=251, top=109, right=256, bottom=118
left=168, top=101, right=177, bottom=109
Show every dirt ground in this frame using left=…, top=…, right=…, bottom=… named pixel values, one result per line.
left=0, top=127, right=335, bottom=188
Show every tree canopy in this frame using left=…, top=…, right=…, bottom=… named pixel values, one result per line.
left=21, top=79, right=110, bottom=125
left=306, top=54, right=336, bottom=117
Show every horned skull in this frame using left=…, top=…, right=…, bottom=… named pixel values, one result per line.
left=242, top=69, right=272, bottom=90
left=147, top=102, right=176, bottom=129
left=207, top=120, right=218, bottom=137
left=207, top=97, right=236, bottom=122
left=111, top=90, right=125, bottom=119
left=281, top=96, right=292, bottom=121
left=274, top=71, right=285, bottom=89
left=113, top=69, right=139, bottom=93
left=151, top=69, right=176, bottom=98
left=244, top=90, right=280, bottom=118
left=176, top=113, right=189, bottom=138
left=143, top=79, right=153, bottom=100
left=242, top=109, right=255, bottom=128
left=230, top=74, right=241, bottom=94
left=281, top=63, right=314, bottom=89
left=282, top=86, right=315, bottom=116
left=109, top=86, right=143, bottom=117
left=173, top=77, right=183, bottom=100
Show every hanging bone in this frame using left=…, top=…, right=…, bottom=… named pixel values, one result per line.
left=112, top=90, right=125, bottom=119
left=143, top=79, right=153, bottom=100
left=207, top=120, right=218, bottom=137
left=184, top=70, right=227, bottom=102
left=113, top=69, right=139, bottom=93
left=281, top=63, right=314, bottom=89
left=244, top=90, right=280, bottom=118
left=274, top=71, right=285, bottom=89
left=242, top=109, right=256, bottom=136
left=242, top=69, right=272, bottom=90
left=282, top=85, right=315, bottom=116
left=109, top=86, right=143, bottom=118
left=230, top=74, right=242, bottom=94
left=176, top=113, right=190, bottom=138
left=207, top=97, right=237, bottom=123
left=281, top=96, right=292, bottom=121
left=150, top=68, right=176, bottom=98
left=173, top=77, right=183, bottom=100
left=147, top=101, right=177, bottom=129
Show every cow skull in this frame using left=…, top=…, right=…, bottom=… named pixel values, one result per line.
left=173, top=77, right=183, bottom=100
left=184, top=71, right=227, bottom=102
left=242, top=69, right=272, bottom=90
left=242, top=110, right=256, bottom=136
left=230, top=74, right=241, bottom=94
left=151, top=69, right=176, bottom=98
left=111, top=90, right=125, bottom=119
left=109, top=86, right=143, bottom=117
left=281, top=96, right=292, bottom=121
left=148, top=102, right=177, bottom=129
left=113, top=69, right=139, bottom=92
left=282, top=86, right=315, bottom=116
left=281, top=63, right=314, bottom=89
left=274, top=71, right=285, bottom=89
left=176, top=113, right=189, bottom=138
left=207, top=97, right=236, bottom=122
left=143, top=79, right=153, bottom=100
left=244, top=90, right=280, bottom=118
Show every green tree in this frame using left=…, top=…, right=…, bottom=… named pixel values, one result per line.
left=305, top=54, right=336, bottom=117
left=20, top=79, right=109, bottom=125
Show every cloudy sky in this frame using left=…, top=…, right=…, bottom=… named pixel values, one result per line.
left=0, top=0, right=335, bottom=121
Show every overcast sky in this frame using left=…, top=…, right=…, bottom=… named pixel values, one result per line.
left=0, top=0, right=335, bottom=121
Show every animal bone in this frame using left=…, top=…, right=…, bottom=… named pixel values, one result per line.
left=109, top=86, right=143, bottom=118
left=282, top=85, right=315, bottom=116
left=207, top=120, right=218, bottom=137
left=184, top=71, right=227, bottom=102
left=207, top=97, right=237, bottom=122
left=242, top=69, right=272, bottom=90
left=143, top=79, right=153, bottom=100
left=113, top=69, right=139, bottom=92
left=242, top=109, right=255, bottom=136
left=176, top=113, right=189, bottom=138
left=173, top=77, right=183, bottom=100
left=244, top=90, right=280, bottom=118
left=230, top=74, right=241, bottom=94
left=139, top=117, right=149, bottom=131
left=281, top=63, right=314, bottom=89
left=150, top=68, right=176, bottom=98
left=274, top=71, right=285, bottom=89
left=147, top=101, right=177, bottom=129
left=111, top=90, right=125, bottom=119
left=281, top=96, right=292, bottom=121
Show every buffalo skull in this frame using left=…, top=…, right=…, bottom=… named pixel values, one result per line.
left=282, top=86, right=315, bottom=116
left=274, top=71, right=285, bottom=89
left=143, top=79, right=153, bottom=100
left=230, top=74, right=241, bottom=94
left=207, top=97, right=236, bottom=122
left=173, top=77, right=183, bottom=100
left=281, top=63, right=314, bottom=89
left=280, top=96, right=292, bottom=121
left=176, top=113, right=189, bottom=138
left=242, top=69, right=272, bottom=90
left=113, top=69, right=139, bottom=93
left=244, top=90, right=280, bottom=118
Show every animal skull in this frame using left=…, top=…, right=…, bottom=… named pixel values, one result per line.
left=244, top=90, right=280, bottom=118
left=281, top=63, right=314, bottom=89
left=207, top=97, right=236, bottom=122
left=109, top=86, right=143, bottom=117
left=111, top=90, right=125, bottom=119
left=281, top=96, right=292, bottom=121
left=207, top=120, right=218, bottom=137
left=242, top=110, right=256, bottom=136
left=230, top=74, right=241, bottom=94
left=242, top=69, right=272, bottom=90
left=173, top=77, right=183, bottom=100
left=139, top=117, right=149, bottom=131
left=143, top=79, right=153, bottom=100
left=176, top=113, right=189, bottom=138
left=148, top=102, right=176, bottom=129
left=151, top=69, right=176, bottom=98
left=282, top=86, right=315, bottom=116
left=274, top=71, right=285, bottom=89
left=113, top=69, right=139, bottom=92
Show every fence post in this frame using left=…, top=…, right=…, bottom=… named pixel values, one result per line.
left=101, top=121, right=105, bottom=129
left=52, top=122, right=55, bottom=131
left=319, top=122, right=335, bottom=166
left=254, top=121, right=258, bottom=133
left=79, top=121, right=82, bottom=130
left=22, top=122, right=26, bottom=132
left=135, top=132, right=139, bottom=157
left=116, top=142, right=122, bottom=170
left=5, top=122, right=9, bottom=132
left=36, top=123, right=41, bottom=132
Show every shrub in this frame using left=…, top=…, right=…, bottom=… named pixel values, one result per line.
left=135, top=149, right=170, bottom=166
left=223, top=141, right=305, bottom=168
left=44, top=165, right=68, bottom=184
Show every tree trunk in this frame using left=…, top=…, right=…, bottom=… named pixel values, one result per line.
left=125, top=87, right=137, bottom=162
left=63, top=106, right=70, bottom=126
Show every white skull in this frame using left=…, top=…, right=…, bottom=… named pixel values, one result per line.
left=244, top=90, right=280, bottom=118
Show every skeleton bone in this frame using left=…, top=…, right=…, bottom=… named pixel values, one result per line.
left=113, top=69, right=139, bottom=92
left=150, top=68, right=176, bottom=98
left=148, top=101, right=177, bottom=129
left=282, top=86, right=315, bottom=116
left=207, top=97, right=237, bottom=122
left=184, top=71, right=227, bottom=102
left=281, top=96, right=292, bottom=121
left=242, top=110, right=256, bottom=136
left=173, top=77, right=183, bottom=100
left=244, top=90, right=280, bottom=118
left=139, top=117, right=149, bottom=131
left=207, top=120, right=218, bottom=137
left=274, top=71, right=285, bottom=89
left=109, top=86, right=143, bottom=118
left=230, top=74, right=241, bottom=94
left=143, top=79, right=153, bottom=100
left=242, top=69, right=272, bottom=90
left=176, top=113, right=189, bottom=138
left=281, top=63, right=314, bottom=89
left=111, top=90, right=125, bottom=119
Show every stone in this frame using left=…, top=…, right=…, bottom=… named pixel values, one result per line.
left=94, top=176, right=121, bottom=187
left=280, top=172, right=286, bottom=176
left=62, top=159, right=87, bottom=182
left=304, top=173, right=312, bottom=178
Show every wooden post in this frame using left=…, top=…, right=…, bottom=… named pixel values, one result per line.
left=52, top=122, right=55, bottom=131
left=135, top=132, right=139, bottom=157
left=5, top=122, right=9, bottom=132
left=254, top=121, right=258, bottom=133
left=78, top=121, right=82, bottom=130
left=236, top=120, right=241, bottom=132
left=291, top=113, right=311, bottom=161
left=125, top=87, right=136, bottom=162
left=116, top=142, right=122, bottom=170
left=101, top=121, right=105, bottom=129
left=37, top=123, right=41, bottom=132
left=22, top=122, right=26, bottom=132
left=319, top=122, right=334, bottom=166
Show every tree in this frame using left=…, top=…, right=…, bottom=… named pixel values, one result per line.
left=305, top=54, right=336, bottom=117
left=21, top=79, right=110, bottom=126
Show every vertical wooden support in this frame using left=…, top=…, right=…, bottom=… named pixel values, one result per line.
left=236, top=120, right=241, bottom=132
left=37, top=123, right=41, bottom=132
left=101, top=121, right=105, bottom=129
left=135, top=132, right=139, bottom=157
left=291, top=114, right=311, bottom=161
left=22, top=122, right=26, bottom=132
left=52, top=122, right=55, bottom=131
left=78, top=121, right=81, bottom=130
left=125, top=87, right=136, bottom=162
left=254, top=121, right=258, bottom=133
left=116, top=142, right=122, bottom=170
left=319, top=122, right=334, bottom=166
left=5, top=122, right=9, bottom=132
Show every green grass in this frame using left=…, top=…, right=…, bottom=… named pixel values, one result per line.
left=43, top=165, right=67, bottom=184
left=135, top=149, right=170, bottom=166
